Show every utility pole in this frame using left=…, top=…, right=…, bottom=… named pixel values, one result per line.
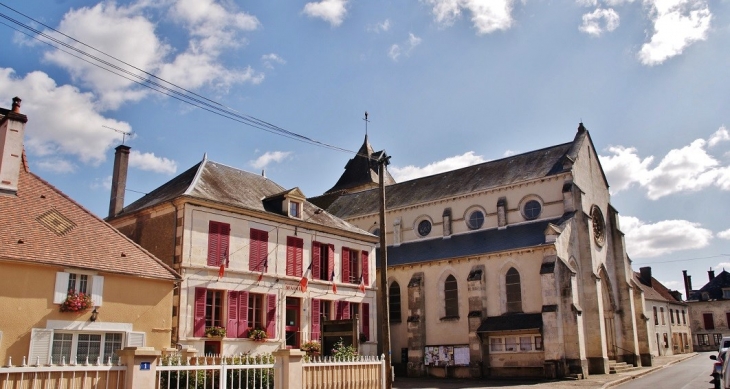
left=377, top=152, right=392, bottom=389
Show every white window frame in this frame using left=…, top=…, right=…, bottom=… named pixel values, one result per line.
left=53, top=271, right=104, bottom=307
left=28, top=328, right=143, bottom=365
left=488, top=334, right=542, bottom=354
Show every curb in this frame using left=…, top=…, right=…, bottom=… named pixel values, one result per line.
left=600, top=353, right=698, bottom=389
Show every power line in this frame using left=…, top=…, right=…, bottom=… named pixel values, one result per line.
left=633, top=254, right=730, bottom=265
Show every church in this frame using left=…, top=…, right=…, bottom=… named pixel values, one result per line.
left=310, top=124, right=649, bottom=379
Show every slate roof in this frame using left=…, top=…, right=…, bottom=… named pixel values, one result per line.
left=116, top=156, right=374, bottom=238
left=323, top=139, right=578, bottom=220
left=634, top=272, right=683, bottom=303
left=477, top=313, right=543, bottom=333
left=0, top=156, right=180, bottom=281
left=323, top=135, right=396, bottom=194
left=377, top=216, right=569, bottom=266
left=689, top=270, right=730, bottom=300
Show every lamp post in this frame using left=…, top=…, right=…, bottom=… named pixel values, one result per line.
left=376, top=153, right=392, bottom=389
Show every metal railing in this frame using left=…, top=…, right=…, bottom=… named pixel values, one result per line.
left=157, top=354, right=275, bottom=389
left=1, top=356, right=126, bottom=389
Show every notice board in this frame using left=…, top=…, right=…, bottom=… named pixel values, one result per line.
left=424, top=345, right=469, bottom=366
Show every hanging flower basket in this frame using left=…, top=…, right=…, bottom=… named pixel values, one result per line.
left=205, top=326, right=227, bottom=338
left=59, top=290, right=93, bottom=313
left=249, top=329, right=268, bottom=342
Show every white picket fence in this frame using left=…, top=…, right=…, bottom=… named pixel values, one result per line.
left=1, top=357, right=126, bottom=389
left=303, top=355, right=386, bottom=389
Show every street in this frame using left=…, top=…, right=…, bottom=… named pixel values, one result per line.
left=617, top=352, right=716, bottom=389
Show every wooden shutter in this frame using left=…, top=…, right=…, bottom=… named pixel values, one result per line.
left=342, top=247, right=350, bottom=284
left=334, top=301, right=341, bottom=320
left=208, top=221, right=220, bottom=266
left=361, top=251, right=369, bottom=285
left=311, top=299, right=321, bottom=341
left=312, top=242, right=321, bottom=280
left=286, top=237, right=296, bottom=276
left=53, top=272, right=70, bottom=304
left=91, top=275, right=104, bottom=307
left=250, top=229, right=269, bottom=271
left=266, top=294, right=277, bottom=338
left=704, top=313, right=715, bottom=330
left=328, top=245, right=335, bottom=280
left=29, top=328, right=53, bottom=365
left=362, top=303, right=370, bottom=341
left=239, top=291, right=249, bottom=338
left=294, top=237, right=303, bottom=277
left=194, top=288, right=207, bottom=337
left=220, top=223, right=230, bottom=267
left=227, top=291, right=239, bottom=338
left=342, top=301, right=351, bottom=320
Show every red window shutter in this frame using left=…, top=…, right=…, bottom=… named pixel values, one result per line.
left=362, top=303, right=370, bottom=341
left=342, top=248, right=350, bottom=284
left=342, top=301, right=351, bottom=320
left=194, top=288, right=207, bottom=337
left=250, top=229, right=269, bottom=272
left=220, top=223, right=230, bottom=268
left=312, top=242, right=321, bottom=280
left=286, top=237, right=296, bottom=277
left=335, top=301, right=342, bottom=320
left=227, top=291, right=239, bottom=337
left=266, top=294, right=277, bottom=338
left=704, top=313, right=715, bottom=330
left=207, top=222, right=220, bottom=266
left=361, top=251, right=369, bottom=285
left=239, top=291, right=249, bottom=338
left=311, top=299, right=321, bottom=341
left=328, top=245, right=335, bottom=280
left=294, top=237, right=303, bottom=277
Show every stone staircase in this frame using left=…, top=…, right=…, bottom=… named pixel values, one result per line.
left=609, top=360, right=638, bottom=374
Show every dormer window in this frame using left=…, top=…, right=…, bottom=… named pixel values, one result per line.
left=289, top=201, right=301, bottom=218
left=723, top=289, right=730, bottom=299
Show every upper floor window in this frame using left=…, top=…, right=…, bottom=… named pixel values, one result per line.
left=53, top=271, right=104, bottom=307
left=389, top=281, right=402, bottom=323
left=670, top=309, right=675, bottom=324
left=523, top=200, right=542, bottom=220
left=506, top=268, right=522, bottom=313
left=312, top=242, right=334, bottom=280
left=286, top=236, right=304, bottom=277
left=341, top=247, right=369, bottom=285
left=444, top=275, right=458, bottom=318
left=704, top=313, right=715, bottom=330
left=653, top=307, right=658, bottom=325
left=682, top=310, right=686, bottom=325
left=289, top=201, right=301, bottom=218
left=249, top=228, right=269, bottom=272
left=467, top=209, right=485, bottom=230
left=208, top=221, right=230, bottom=267
left=723, top=289, right=730, bottom=299
left=660, top=307, right=665, bottom=325
left=417, top=219, right=432, bottom=237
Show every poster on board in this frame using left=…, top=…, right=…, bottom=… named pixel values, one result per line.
left=424, top=345, right=469, bottom=366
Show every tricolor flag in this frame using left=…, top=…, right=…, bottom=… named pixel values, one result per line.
left=218, top=248, right=228, bottom=280
left=256, top=258, right=268, bottom=283
left=358, top=274, right=365, bottom=294
left=299, top=262, right=312, bottom=292
left=330, top=270, right=337, bottom=294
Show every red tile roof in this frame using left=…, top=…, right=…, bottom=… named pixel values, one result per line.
left=0, top=156, right=180, bottom=281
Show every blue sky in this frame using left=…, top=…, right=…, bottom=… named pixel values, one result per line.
left=1, top=0, right=729, bottom=294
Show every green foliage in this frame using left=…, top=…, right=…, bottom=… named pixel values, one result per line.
left=331, top=338, right=358, bottom=359
left=249, top=328, right=268, bottom=341
left=158, top=354, right=274, bottom=389
left=204, top=326, right=226, bottom=337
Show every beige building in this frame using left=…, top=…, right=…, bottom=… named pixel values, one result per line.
left=106, top=149, right=379, bottom=356
left=684, top=269, right=730, bottom=351
left=0, top=98, right=181, bottom=366
left=312, top=126, right=646, bottom=379
left=633, top=267, right=692, bottom=358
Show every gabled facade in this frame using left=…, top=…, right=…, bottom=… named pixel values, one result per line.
left=0, top=98, right=181, bottom=366
left=106, top=151, right=379, bottom=356
left=313, top=125, right=646, bottom=379
left=684, top=269, right=730, bottom=351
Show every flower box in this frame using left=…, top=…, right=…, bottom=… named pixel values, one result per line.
left=59, top=290, right=93, bottom=313
left=249, top=329, right=268, bottom=341
left=205, top=326, right=226, bottom=338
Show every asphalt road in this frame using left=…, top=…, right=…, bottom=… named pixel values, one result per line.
left=617, top=352, right=717, bottom=389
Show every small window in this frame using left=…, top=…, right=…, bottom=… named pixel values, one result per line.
left=523, top=200, right=541, bottom=220
left=467, top=210, right=484, bottom=230
left=389, top=282, right=402, bottom=323
left=490, top=338, right=503, bottom=352
left=506, top=268, right=522, bottom=313
left=417, top=219, right=432, bottom=237
left=289, top=202, right=301, bottom=218
left=444, top=275, right=458, bottom=318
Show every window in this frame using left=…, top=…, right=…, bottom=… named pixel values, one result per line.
left=506, top=268, right=522, bottom=313
left=50, top=332, right=123, bottom=364
left=590, top=205, right=605, bottom=246
left=653, top=307, right=658, bottom=325
left=417, top=219, right=432, bottom=237
left=467, top=210, right=484, bottom=230
left=704, top=313, right=715, bottom=330
left=341, top=247, right=368, bottom=285
left=195, top=288, right=277, bottom=339
left=663, top=333, right=668, bottom=348
left=285, top=297, right=300, bottom=348
left=682, top=310, right=686, bottom=325
left=698, top=334, right=710, bottom=346
left=489, top=335, right=542, bottom=353
left=286, top=236, right=304, bottom=277
left=723, top=289, right=730, bottom=299
left=207, top=221, right=230, bottom=267
left=312, top=242, right=334, bottom=280
left=53, top=272, right=104, bottom=307
left=249, top=294, right=264, bottom=331
left=715, top=333, right=724, bottom=346
left=523, top=200, right=541, bottom=220
left=660, top=307, right=665, bottom=325
left=389, top=281, right=402, bottom=323
left=249, top=229, right=269, bottom=272
left=443, top=275, right=458, bottom=318
left=289, top=201, right=301, bottom=218
left=670, top=309, right=674, bottom=324
left=226, top=291, right=266, bottom=339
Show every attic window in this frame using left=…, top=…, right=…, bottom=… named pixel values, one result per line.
left=37, top=209, right=76, bottom=236
left=723, top=289, right=730, bottom=299
left=289, top=201, right=301, bottom=218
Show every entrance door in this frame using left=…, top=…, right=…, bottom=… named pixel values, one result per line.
left=285, top=297, right=300, bottom=348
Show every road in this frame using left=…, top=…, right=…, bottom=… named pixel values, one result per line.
left=617, top=352, right=717, bottom=389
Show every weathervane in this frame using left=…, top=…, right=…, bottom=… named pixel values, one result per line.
left=102, top=125, right=133, bottom=145
left=363, top=111, right=369, bottom=137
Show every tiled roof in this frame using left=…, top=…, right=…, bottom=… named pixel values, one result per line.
left=116, top=157, right=374, bottom=238
left=325, top=135, right=395, bottom=194
left=0, top=158, right=180, bottom=281
left=634, top=273, right=682, bottom=303
left=690, top=270, right=730, bottom=300
left=477, top=313, right=543, bottom=332
left=377, top=216, right=566, bottom=266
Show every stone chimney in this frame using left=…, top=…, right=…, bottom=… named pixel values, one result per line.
left=709, top=269, right=716, bottom=282
left=0, top=97, right=28, bottom=195
left=682, top=270, right=691, bottom=300
left=639, top=267, right=652, bottom=286
left=108, top=144, right=131, bottom=218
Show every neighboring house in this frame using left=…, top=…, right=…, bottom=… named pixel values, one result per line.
left=683, top=269, right=730, bottom=351
left=105, top=148, right=378, bottom=356
left=0, top=98, right=181, bottom=366
left=633, top=267, right=692, bottom=358
left=311, top=125, right=646, bottom=379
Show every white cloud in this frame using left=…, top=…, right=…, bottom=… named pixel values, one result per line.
left=302, top=0, right=348, bottom=27
left=503, top=150, right=517, bottom=157
left=129, top=150, right=177, bottom=174
left=579, top=8, right=620, bottom=36
left=620, top=215, right=713, bottom=258
left=35, top=158, right=77, bottom=174
left=249, top=151, right=292, bottom=170
left=390, top=151, right=486, bottom=181
left=388, top=33, right=422, bottom=62
left=714, top=262, right=730, bottom=272
left=425, top=0, right=514, bottom=35
left=90, top=175, right=113, bottom=190
left=718, top=229, right=730, bottom=240
left=708, top=126, right=730, bottom=147
left=0, top=68, right=130, bottom=165
left=638, top=0, right=712, bottom=66
left=599, top=128, right=730, bottom=199
left=659, top=280, right=682, bottom=290
left=261, top=54, right=286, bottom=70
left=368, top=19, right=391, bottom=33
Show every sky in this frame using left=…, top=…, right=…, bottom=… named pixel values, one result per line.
left=1, top=0, right=729, bottom=295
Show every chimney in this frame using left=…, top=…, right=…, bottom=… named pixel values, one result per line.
left=709, top=269, right=716, bottom=282
left=639, top=267, right=652, bottom=286
left=108, top=144, right=131, bottom=218
left=683, top=270, right=691, bottom=300
left=0, top=97, right=28, bottom=195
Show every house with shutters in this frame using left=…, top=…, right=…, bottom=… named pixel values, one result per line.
left=0, top=98, right=181, bottom=366
left=311, top=127, right=648, bottom=379
left=105, top=147, right=379, bottom=356
left=683, top=269, right=730, bottom=351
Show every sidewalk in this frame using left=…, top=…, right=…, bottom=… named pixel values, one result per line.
left=393, top=353, right=698, bottom=389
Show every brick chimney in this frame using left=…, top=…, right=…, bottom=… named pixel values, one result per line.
left=709, top=269, right=716, bottom=282
left=0, top=97, right=28, bottom=195
left=639, top=267, right=652, bottom=287
left=108, top=144, right=131, bottom=218
left=682, top=270, right=691, bottom=300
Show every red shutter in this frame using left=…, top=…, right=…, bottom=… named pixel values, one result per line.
left=220, top=223, right=230, bottom=267
left=342, top=301, right=351, bottom=320
left=342, top=248, right=350, bottom=284
left=227, top=291, right=238, bottom=337
left=311, top=299, right=321, bottom=341
left=286, top=237, right=296, bottom=276
left=335, top=301, right=341, bottom=320
left=328, top=245, right=335, bottom=280
left=266, top=294, right=277, bottom=338
left=294, top=238, right=303, bottom=277
left=312, top=242, right=321, bottom=280
left=250, top=229, right=269, bottom=271
left=208, top=222, right=220, bottom=266
left=239, top=291, right=249, bottom=338
left=704, top=313, right=715, bottom=330
left=362, top=303, right=370, bottom=341
left=361, top=251, right=369, bottom=285
left=194, top=288, right=207, bottom=337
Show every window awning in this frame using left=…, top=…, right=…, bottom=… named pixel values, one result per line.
left=476, top=313, right=543, bottom=333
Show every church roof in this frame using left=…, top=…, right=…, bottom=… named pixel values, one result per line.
left=324, top=135, right=395, bottom=194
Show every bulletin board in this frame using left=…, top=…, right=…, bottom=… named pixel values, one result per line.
left=424, top=345, right=470, bottom=366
